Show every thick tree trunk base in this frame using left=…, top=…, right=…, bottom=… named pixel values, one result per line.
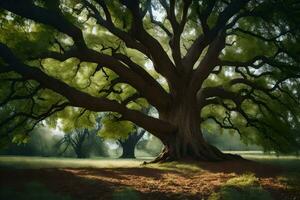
left=145, top=145, right=244, bottom=164
left=149, top=96, right=246, bottom=164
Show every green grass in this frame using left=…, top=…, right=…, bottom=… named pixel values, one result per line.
left=0, top=152, right=299, bottom=171
left=245, top=156, right=300, bottom=172
left=0, top=156, right=151, bottom=169
left=147, top=162, right=203, bottom=173
left=208, top=174, right=273, bottom=200
left=225, top=151, right=300, bottom=172
left=0, top=153, right=300, bottom=200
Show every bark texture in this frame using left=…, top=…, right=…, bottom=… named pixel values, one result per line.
left=150, top=93, right=242, bottom=163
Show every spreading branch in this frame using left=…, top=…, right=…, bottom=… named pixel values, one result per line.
left=0, top=43, right=175, bottom=139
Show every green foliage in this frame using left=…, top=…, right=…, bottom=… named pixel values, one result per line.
left=1, top=127, right=62, bottom=157
left=0, top=0, right=299, bottom=155
left=223, top=34, right=276, bottom=62
left=47, top=107, right=97, bottom=132
left=201, top=8, right=300, bottom=153
left=0, top=13, right=56, bottom=60
left=98, top=114, right=134, bottom=140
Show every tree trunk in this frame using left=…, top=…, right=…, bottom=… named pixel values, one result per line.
left=120, top=140, right=136, bottom=158
left=75, top=148, right=85, bottom=158
left=119, top=131, right=145, bottom=159
left=151, top=94, right=242, bottom=163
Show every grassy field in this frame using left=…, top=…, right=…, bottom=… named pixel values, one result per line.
left=1, top=151, right=299, bottom=170
left=226, top=151, right=300, bottom=172
left=0, top=156, right=148, bottom=169
left=0, top=152, right=299, bottom=200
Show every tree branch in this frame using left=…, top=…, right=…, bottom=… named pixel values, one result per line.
left=120, top=0, right=179, bottom=91
left=183, top=0, right=250, bottom=70
left=0, top=43, right=176, bottom=139
left=0, top=0, right=86, bottom=48
left=189, top=31, right=226, bottom=94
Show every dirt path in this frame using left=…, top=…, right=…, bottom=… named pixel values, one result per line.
left=0, top=160, right=299, bottom=200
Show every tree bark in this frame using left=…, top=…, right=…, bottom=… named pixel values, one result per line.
left=151, top=93, right=242, bottom=163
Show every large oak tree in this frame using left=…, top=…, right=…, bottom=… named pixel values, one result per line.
left=0, top=0, right=299, bottom=162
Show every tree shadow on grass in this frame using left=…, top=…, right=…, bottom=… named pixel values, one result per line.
left=0, top=167, right=208, bottom=200
left=0, top=181, right=72, bottom=200
left=0, top=161, right=293, bottom=200
left=67, top=167, right=165, bottom=180
left=147, top=159, right=283, bottom=178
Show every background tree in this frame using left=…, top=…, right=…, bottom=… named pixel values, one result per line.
left=0, top=127, right=61, bottom=157
left=57, top=128, right=87, bottom=158
left=118, top=128, right=146, bottom=158
left=98, top=112, right=145, bottom=158
left=114, top=107, right=150, bottom=158
left=62, top=129, right=85, bottom=158
left=56, top=114, right=106, bottom=158
left=0, top=0, right=299, bottom=162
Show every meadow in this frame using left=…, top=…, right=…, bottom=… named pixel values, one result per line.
left=0, top=152, right=299, bottom=200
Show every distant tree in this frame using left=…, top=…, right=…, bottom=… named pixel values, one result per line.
left=118, top=128, right=145, bottom=158
left=56, top=119, right=106, bottom=158
left=0, top=127, right=61, bottom=156
left=100, top=108, right=150, bottom=158
left=57, top=128, right=89, bottom=158
left=0, top=0, right=300, bottom=162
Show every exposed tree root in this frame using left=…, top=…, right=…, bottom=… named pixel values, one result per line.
left=143, top=146, right=245, bottom=165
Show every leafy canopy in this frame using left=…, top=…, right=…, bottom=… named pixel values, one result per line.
left=0, top=0, right=299, bottom=153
